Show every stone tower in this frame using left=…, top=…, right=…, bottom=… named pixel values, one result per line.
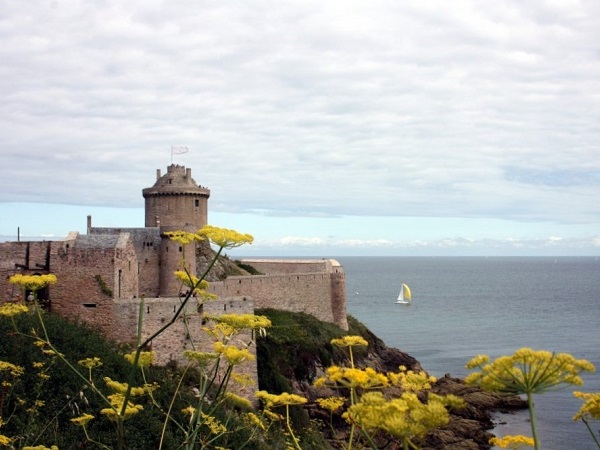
left=142, top=165, right=210, bottom=296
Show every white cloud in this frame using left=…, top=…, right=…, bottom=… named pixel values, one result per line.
left=1, top=0, right=599, bottom=255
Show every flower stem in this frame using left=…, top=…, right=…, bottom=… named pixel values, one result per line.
left=582, top=417, right=600, bottom=449
left=527, top=393, right=541, bottom=450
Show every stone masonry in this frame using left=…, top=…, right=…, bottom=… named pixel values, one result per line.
left=0, top=165, right=348, bottom=370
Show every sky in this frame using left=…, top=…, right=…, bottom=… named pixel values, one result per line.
left=1, top=0, right=599, bottom=257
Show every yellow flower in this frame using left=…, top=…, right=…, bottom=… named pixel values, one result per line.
left=78, top=357, right=103, bottom=369
left=123, top=351, right=155, bottom=368
left=0, top=303, right=29, bottom=317
left=573, top=391, right=600, bottom=421
left=100, top=394, right=143, bottom=421
left=201, top=412, right=227, bottom=435
left=174, top=271, right=207, bottom=290
left=174, top=271, right=216, bottom=299
left=231, top=372, right=256, bottom=387
left=315, top=366, right=389, bottom=390
left=202, top=322, right=237, bottom=340
left=205, top=313, right=272, bottom=331
left=197, top=225, right=254, bottom=249
left=465, top=354, right=490, bottom=369
left=224, top=392, right=253, bottom=409
left=164, top=231, right=201, bottom=245
left=103, top=377, right=146, bottom=396
left=0, top=360, right=25, bottom=377
left=316, top=396, right=346, bottom=412
left=182, top=405, right=196, bottom=416
left=0, top=435, right=12, bottom=445
left=70, top=413, right=95, bottom=426
left=22, top=446, right=59, bottom=450
left=255, top=391, right=307, bottom=408
left=245, top=412, right=266, bottom=430
left=213, top=342, right=254, bottom=365
left=343, top=391, right=457, bottom=441
left=184, top=350, right=219, bottom=366
left=465, top=348, right=595, bottom=395
left=490, top=435, right=535, bottom=448
left=388, top=367, right=436, bottom=392
left=331, top=335, right=368, bottom=348
left=9, top=273, right=57, bottom=291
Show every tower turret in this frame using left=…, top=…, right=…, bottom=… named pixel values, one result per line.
left=142, top=165, right=210, bottom=296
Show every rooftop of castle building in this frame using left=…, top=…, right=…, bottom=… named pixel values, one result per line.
left=142, top=164, right=210, bottom=197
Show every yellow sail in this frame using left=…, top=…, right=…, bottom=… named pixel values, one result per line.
left=403, top=283, right=412, bottom=301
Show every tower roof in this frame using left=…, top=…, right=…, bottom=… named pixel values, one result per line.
left=142, top=165, right=210, bottom=198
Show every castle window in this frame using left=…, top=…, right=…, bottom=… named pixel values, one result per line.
left=195, top=199, right=199, bottom=207
left=83, top=303, right=97, bottom=308
left=179, top=246, right=182, bottom=252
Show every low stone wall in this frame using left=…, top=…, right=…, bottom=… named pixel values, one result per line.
left=112, top=296, right=256, bottom=365
left=209, top=269, right=348, bottom=330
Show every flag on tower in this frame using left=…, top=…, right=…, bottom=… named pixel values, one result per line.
left=172, top=146, right=189, bottom=155
left=171, top=146, right=189, bottom=163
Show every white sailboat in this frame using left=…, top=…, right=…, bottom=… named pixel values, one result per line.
left=396, top=283, right=412, bottom=304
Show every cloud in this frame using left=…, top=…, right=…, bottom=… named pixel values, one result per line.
left=1, top=0, right=599, bottom=237
left=250, top=234, right=599, bottom=254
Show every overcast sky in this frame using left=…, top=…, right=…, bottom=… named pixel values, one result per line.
left=1, top=0, right=599, bottom=256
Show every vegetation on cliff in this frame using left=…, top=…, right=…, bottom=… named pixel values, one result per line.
left=0, top=303, right=519, bottom=450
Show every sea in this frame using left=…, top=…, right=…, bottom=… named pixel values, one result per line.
left=335, top=256, right=600, bottom=450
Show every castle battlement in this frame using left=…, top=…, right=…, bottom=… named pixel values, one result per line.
left=0, top=165, right=348, bottom=368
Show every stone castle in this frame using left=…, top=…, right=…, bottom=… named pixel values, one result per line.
left=0, top=165, right=347, bottom=365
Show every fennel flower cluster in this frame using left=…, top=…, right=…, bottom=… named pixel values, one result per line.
left=255, top=391, right=308, bottom=408
left=315, top=366, right=389, bottom=390
left=165, top=225, right=254, bottom=250
left=0, top=360, right=25, bottom=379
left=465, top=348, right=596, bottom=395
left=99, top=377, right=153, bottom=421
left=388, top=366, right=437, bottom=392
left=213, top=342, right=254, bottom=365
left=316, top=396, right=346, bottom=413
left=490, top=434, right=535, bottom=448
left=0, top=303, right=29, bottom=317
left=573, top=391, right=600, bottom=421
left=8, top=274, right=57, bottom=291
left=197, top=225, right=254, bottom=249
left=123, top=351, right=155, bottom=368
left=70, top=413, right=95, bottom=427
left=173, top=270, right=216, bottom=300
left=331, top=336, right=368, bottom=348
left=344, top=391, right=461, bottom=440
left=203, top=313, right=272, bottom=341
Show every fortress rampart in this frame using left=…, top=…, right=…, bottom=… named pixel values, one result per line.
left=209, top=259, right=348, bottom=330
left=0, top=165, right=349, bottom=373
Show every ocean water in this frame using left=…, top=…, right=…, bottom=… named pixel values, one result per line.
left=337, top=256, right=600, bottom=450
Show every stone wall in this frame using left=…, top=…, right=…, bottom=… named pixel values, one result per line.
left=111, top=296, right=255, bottom=365
left=209, top=259, right=348, bottom=330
